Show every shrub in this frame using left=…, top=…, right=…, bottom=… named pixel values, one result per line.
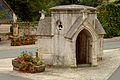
left=97, top=3, right=120, bottom=38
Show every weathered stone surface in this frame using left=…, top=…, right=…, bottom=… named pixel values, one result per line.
left=50, top=4, right=96, bottom=10
left=36, top=17, right=51, bottom=36
left=37, top=5, right=105, bottom=67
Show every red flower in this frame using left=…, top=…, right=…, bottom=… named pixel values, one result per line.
left=23, top=56, right=27, bottom=61
left=25, top=61, right=29, bottom=65
left=16, top=43, right=21, bottom=46
left=19, top=68, right=28, bottom=73
left=18, top=37, right=22, bottom=41
left=26, top=54, right=28, bottom=56
left=23, top=69, right=28, bottom=72
left=15, top=58, right=21, bottom=63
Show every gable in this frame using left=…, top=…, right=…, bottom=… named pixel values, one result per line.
left=95, top=19, right=106, bottom=34
left=65, top=17, right=106, bottom=39
left=64, top=16, right=85, bottom=39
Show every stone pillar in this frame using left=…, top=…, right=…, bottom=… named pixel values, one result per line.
left=91, top=41, right=98, bottom=66
left=98, top=35, right=104, bottom=60
left=13, top=24, right=18, bottom=36
left=91, top=56, right=98, bottom=66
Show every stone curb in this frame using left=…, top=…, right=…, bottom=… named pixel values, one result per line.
left=0, top=45, right=37, bottom=51
left=103, top=48, right=120, bottom=52
left=104, top=37, right=120, bottom=41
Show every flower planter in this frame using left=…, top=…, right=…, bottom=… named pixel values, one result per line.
left=34, top=65, right=45, bottom=72
left=12, top=59, right=19, bottom=68
left=12, top=59, right=45, bottom=73
left=10, top=36, right=36, bottom=46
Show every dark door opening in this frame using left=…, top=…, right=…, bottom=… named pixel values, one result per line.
left=76, top=29, right=92, bottom=65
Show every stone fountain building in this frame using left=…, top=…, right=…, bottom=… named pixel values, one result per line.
left=37, top=5, right=106, bottom=67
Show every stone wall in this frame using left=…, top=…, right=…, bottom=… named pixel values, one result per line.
left=37, top=36, right=53, bottom=65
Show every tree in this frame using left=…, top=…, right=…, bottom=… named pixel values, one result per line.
left=79, top=0, right=103, bottom=7
left=97, top=2, right=120, bottom=37
left=59, top=0, right=79, bottom=4
left=6, top=0, right=52, bottom=21
left=5, top=0, right=103, bottom=21
left=52, top=0, right=103, bottom=7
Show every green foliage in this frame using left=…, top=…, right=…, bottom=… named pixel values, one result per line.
left=0, top=10, right=6, bottom=19
left=5, top=0, right=103, bottom=21
left=97, top=3, right=120, bottom=38
left=114, top=0, right=120, bottom=4
left=6, top=0, right=52, bottom=21
left=52, top=0, right=102, bottom=7
left=56, top=0, right=80, bottom=5
left=79, top=0, right=103, bottom=7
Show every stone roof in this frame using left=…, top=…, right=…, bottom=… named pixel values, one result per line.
left=0, top=0, right=15, bottom=22
left=51, top=4, right=96, bottom=11
left=36, top=17, right=52, bottom=36
left=95, top=19, right=106, bottom=34
left=0, top=0, right=15, bottom=13
left=0, top=19, right=13, bottom=23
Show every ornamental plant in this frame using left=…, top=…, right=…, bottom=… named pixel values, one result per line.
left=11, top=36, right=36, bottom=46
left=13, top=51, right=43, bottom=73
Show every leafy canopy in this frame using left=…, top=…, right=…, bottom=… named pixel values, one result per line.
left=5, top=0, right=103, bottom=21
left=6, top=0, right=52, bottom=21
left=97, top=2, right=120, bottom=38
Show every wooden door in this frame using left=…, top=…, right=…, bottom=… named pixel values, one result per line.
left=76, top=30, right=91, bottom=65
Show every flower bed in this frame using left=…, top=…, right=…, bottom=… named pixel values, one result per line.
left=11, top=36, right=36, bottom=46
left=12, top=52, right=45, bottom=73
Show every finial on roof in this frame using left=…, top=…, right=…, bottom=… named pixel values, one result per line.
left=39, top=10, right=46, bottom=20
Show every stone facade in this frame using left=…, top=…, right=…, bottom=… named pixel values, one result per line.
left=37, top=5, right=106, bottom=67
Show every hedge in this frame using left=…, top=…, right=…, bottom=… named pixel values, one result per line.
left=97, top=3, right=120, bottom=38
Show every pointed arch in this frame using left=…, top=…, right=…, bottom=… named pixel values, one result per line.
left=72, top=22, right=98, bottom=66
left=76, top=29, right=93, bottom=65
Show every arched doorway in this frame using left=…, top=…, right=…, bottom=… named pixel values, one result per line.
left=76, top=29, right=92, bottom=65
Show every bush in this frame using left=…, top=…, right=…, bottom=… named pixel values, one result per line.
left=97, top=3, right=120, bottom=38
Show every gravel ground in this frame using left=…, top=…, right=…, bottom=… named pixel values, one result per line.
left=0, top=49, right=120, bottom=80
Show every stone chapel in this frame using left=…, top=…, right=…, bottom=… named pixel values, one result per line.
left=36, top=5, right=106, bottom=67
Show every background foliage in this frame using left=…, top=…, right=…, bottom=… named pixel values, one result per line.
left=0, top=10, right=6, bottom=19
left=4, top=0, right=120, bottom=38
left=52, top=0, right=103, bottom=7
left=6, top=0, right=51, bottom=21
left=97, top=1, right=120, bottom=38
left=5, top=0, right=102, bottom=21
